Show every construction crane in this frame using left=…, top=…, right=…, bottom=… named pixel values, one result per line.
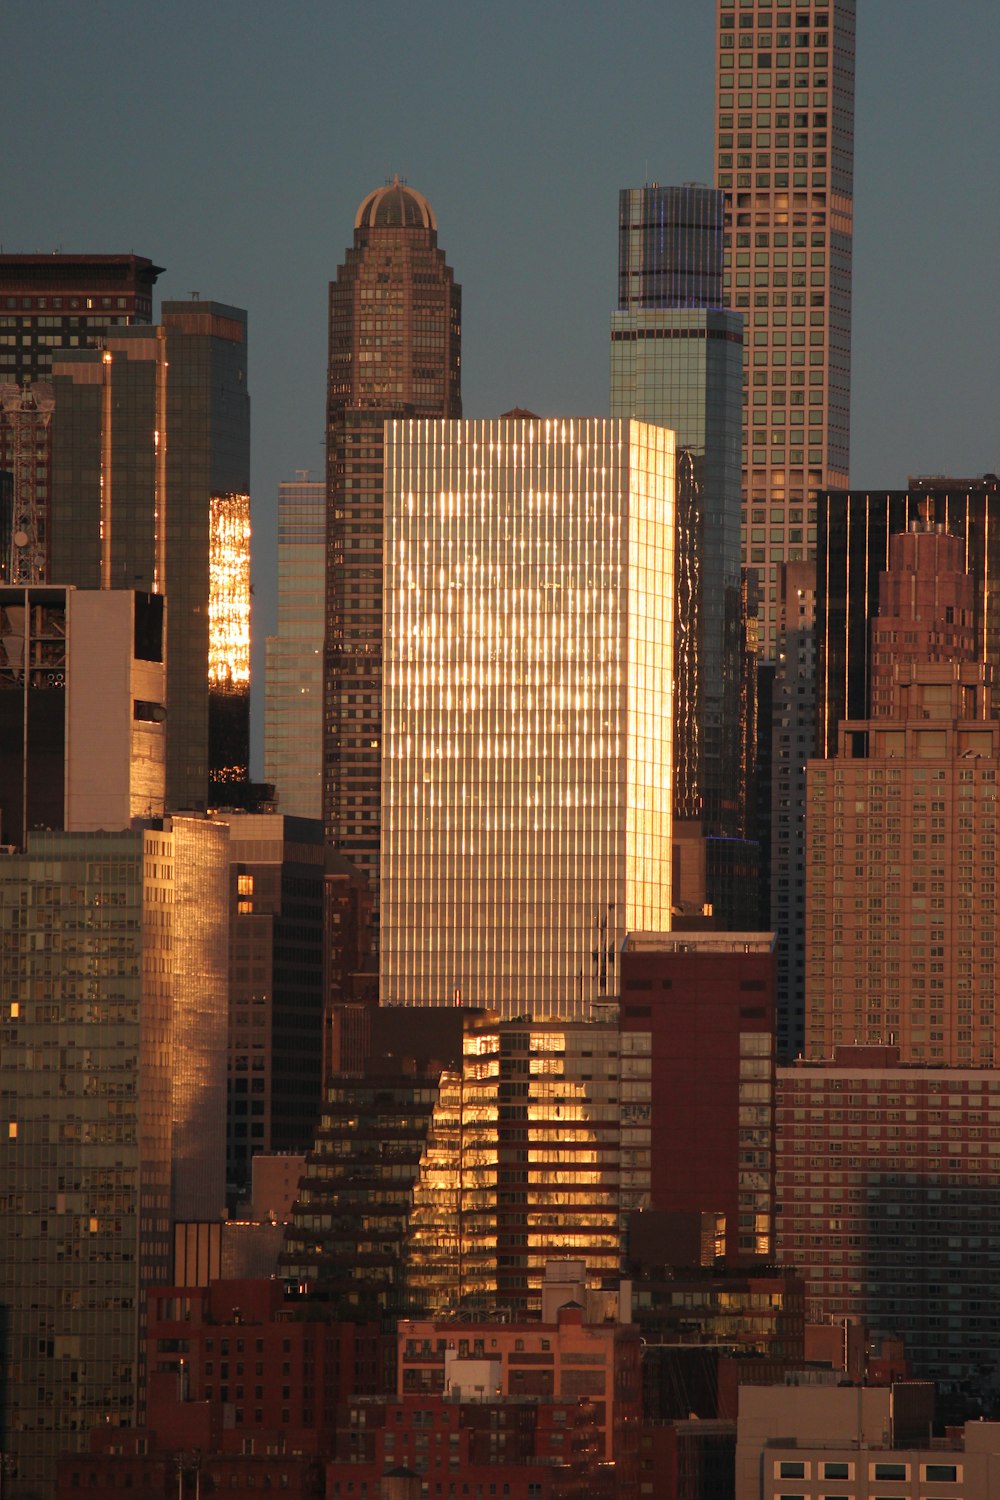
left=1, top=378, right=54, bottom=584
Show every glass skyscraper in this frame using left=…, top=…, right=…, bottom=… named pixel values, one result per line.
left=0, top=818, right=229, bottom=1494
left=611, top=184, right=744, bottom=838
left=380, top=415, right=674, bottom=1018
left=265, top=474, right=325, bottom=818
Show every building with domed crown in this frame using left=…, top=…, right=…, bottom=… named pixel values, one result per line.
left=324, top=178, right=461, bottom=931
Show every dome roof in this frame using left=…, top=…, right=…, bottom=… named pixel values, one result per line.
left=355, top=175, right=436, bottom=231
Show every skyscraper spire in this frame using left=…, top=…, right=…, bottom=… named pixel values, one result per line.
left=324, top=181, right=461, bottom=932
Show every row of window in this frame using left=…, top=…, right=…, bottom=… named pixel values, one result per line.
left=778, top=1458, right=960, bottom=1481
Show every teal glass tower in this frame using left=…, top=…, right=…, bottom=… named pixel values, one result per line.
left=611, top=184, right=744, bottom=838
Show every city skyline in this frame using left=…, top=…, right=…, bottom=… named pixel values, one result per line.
left=3, top=1, right=996, bottom=770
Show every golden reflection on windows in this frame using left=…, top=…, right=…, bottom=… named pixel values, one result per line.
left=208, top=493, right=251, bottom=690
left=381, top=417, right=674, bottom=1016
left=403, top=1016, right=646, bottom=1315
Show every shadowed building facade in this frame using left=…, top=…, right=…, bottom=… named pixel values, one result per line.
left=265, top=474, right=325, bottom=819
left=209, top=812, right=327, bottom=1204
left=777, top=1050, right=1000, bottom=1385
left=324, top=179, right=461, bottom=929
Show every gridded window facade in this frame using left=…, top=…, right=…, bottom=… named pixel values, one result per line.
left=324, top=181, right=461, bottom=922
left=807, top=529, right=1000, bottom=1067
left=716, top=0, right=855, bottom=657
left=0, top=819, right=229, bottom=1493
left=777, top=1061, right=1000, bottom=1384
left=265, top=478, right=325, bottom=819
left=381, top=417, right=674, bottom=1017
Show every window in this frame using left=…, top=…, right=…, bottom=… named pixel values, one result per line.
left=922, top=1463, right=959, bottom=1482
left=871, top=1462, right=908, bottom=1480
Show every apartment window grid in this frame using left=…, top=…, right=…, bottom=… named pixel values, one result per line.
left=777, top=1065, right=1000, bottom=1384
left=716, top=0, right=855, bottom=656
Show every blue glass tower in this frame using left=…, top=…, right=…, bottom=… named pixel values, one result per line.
left=611, top=184, right=745, bottom=842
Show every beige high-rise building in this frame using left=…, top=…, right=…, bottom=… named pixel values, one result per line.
left=715, top=0, right=855, bottom=657
left=380, top=415, right=675, bottom=1018
left=806, top=526, right=1000, bottom=1063
left=0, top=585, right=166, bottom=849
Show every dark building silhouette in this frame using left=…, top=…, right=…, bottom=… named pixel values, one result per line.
left=209, top=813, right=328, bottom=1204
left=768, top=561, right=817, bottom=1061
left=324, top=178, right=461, bottom=926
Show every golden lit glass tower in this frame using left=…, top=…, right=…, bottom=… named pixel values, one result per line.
left=325, top=179, right=461, bottom=921
left=715, top=0, right=855, bottom=657
left=381, top=415, right=674, bottom=1018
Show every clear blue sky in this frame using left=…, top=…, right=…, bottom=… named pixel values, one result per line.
left=5, top=1, right=999, bottom=771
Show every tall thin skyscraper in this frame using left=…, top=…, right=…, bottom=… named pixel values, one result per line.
left=324, top=178, right=461, bottom=920
left=611, top=183, right=744, bottom=837
left=715, top=0, right=855, bottom=658
left=768, top=560, right=815, bottom=1061
left=210, top=811, right=326, bottom=1201
left=265, top=473, right=325, bottom=818
left=381, top=415, right=674, bottom=1018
